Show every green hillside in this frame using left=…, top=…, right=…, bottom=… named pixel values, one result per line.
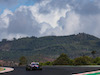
left=0, top=33, right=100, bottom=62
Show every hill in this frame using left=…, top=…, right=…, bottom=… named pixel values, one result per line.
left=0, top=33, right=100, bottom=62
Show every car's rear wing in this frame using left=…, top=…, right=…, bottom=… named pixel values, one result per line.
left=31, top=62, right=39, bottom=65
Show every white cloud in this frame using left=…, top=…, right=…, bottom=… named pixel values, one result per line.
left=61, top=11, right=80, bottom=35
left=30, top=0, right=68, bottom=28
left=0, top=9, right=13, bottom=29
left=39, top=22, right=52, bottom=34
left=79, top=14, right=100, bottom=37
left=0, top=0, right=100, bottom=40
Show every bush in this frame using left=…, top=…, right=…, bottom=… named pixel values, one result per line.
left=19, top=56, right=27, bottom=66
left=53, top=53, right=71, bottom=65
left=93, top=57, right=100, bottom=65
left=44, top=61, right=53, bottom=65
left=74, top=56, right=93, bottom=65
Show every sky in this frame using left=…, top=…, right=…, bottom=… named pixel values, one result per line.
left=0, top=0, right=100, bottom=40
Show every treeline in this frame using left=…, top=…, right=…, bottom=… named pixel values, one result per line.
left=41, top=53, right=100, bottom=65
left=19, top=53, right=100, bottom=66
left=1, top=33, right=100, bottom=62
left=1, top=33, right=99, bottom=52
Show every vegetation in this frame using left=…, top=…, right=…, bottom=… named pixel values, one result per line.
left=40, top=61, right=53, bottom=66
left=53, top=53, right=71, bottom=65
left=91, top=51, right=96, bottom=58
left=93, top=57, right=100, bottom=65
left=73, top=56, right=93, bottom=65
left=19, top=56, right=27, bottom=66
left=39, top=54, right=100, bottom=66
left=0, top=33, right=100, bottom=62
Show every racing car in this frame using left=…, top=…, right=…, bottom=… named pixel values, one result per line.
left=26, top=62, right=42, bottom=71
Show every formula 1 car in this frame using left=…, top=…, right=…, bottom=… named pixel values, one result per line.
left=26, top=62, right=42, bottom=71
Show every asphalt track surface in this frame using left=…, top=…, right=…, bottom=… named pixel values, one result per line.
left=2, top=66, right=100, bottom=75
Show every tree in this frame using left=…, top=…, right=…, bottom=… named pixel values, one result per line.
left=2, top=39, right=7, bottom=43
left=13, top=38, right=16, bottom=41
left=19, top=56, right=27, bottom=66
left=91, top=51, right=96, bottom=58
left=53, top=53, right=71, bottom=65
left=74, top=56, right=92, bottom=65
left=93, top=57, right=100, bottom=65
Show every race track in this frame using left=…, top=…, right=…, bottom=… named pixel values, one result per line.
left=2, top=66, right=100, bottom=75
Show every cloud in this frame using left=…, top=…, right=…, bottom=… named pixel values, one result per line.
left=0, top=0, right=100, bottom=40
left=0, top=0, right=17, bottom=7
left=57, top=11, right=80, bottom=35
left=74, top=0, right=100, bottom=15
left=7, top=6, right=41, bottom=37
left=30, top=0, right=68, bottom=28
